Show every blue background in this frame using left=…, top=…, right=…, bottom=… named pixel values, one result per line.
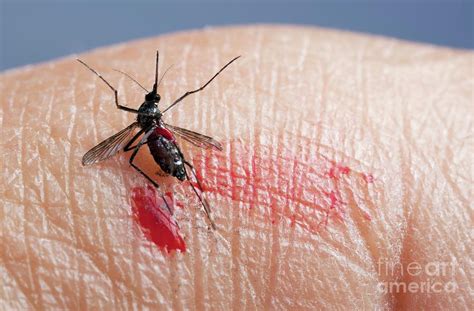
left=1, top=1, right=472, bottom=71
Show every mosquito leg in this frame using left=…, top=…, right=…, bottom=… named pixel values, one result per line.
left=172, top=142, right=214, bottom=228
left=183, top=161, right=216, bottom=230
left=162, top=56, right=241, bottom=113
left=123, top=128, right=145, bottom=152
left=183, top=160, right=205, bottom=191
left=77, top=59, right=139, bottom=114
left=124, top=129, right=145, bottom=151
left=129, top=129, right=172, bottom=215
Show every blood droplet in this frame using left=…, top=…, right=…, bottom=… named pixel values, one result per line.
left=131, top=185, right=186, bottom=253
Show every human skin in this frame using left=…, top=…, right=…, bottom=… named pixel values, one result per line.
left=1, top=25, right=472, bottom=310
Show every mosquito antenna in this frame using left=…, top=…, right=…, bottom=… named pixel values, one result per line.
left=113, top=69, right=149, bottom=93
left=157, top=64, right=174, bottom=89
left=162, top=55, right=241, bottom=114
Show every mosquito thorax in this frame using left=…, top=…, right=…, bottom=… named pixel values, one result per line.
left=137, top=101, right=162, bottom=128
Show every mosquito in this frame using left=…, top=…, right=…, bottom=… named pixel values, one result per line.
left=78, top=51, right=240, bottom=230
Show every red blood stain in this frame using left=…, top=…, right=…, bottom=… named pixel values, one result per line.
left=193, top=139, right=375, bottom=233
left=362, top=211, right=372, bottom=221
left=362, top=173, right=375, bottom=183
left=327, top=162, right=351, bottom=179
left=131, top=185, right=186, bottom=253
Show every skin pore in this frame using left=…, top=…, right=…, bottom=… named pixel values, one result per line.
left=1, top=26, right=472, bottom=309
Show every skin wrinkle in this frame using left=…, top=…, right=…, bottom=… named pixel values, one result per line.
left=212, top=37, right=245, bottom=309
left=1, top=247, right=31, bottom=308
left=406, top=51, right=468, bottom=308
left=68, top=67, right=86, bottom=309
left=20, top=82, right=45, bottom=309
left=188, top=48, right=207, bottom=311
left=86, top=64, right=127, bottom=306
left=191, top=210, right=205, bottom=310
left=282, top=97, right=304, bottom=308
left=343, top=184, right=377, bottom=272
left=262, top=35, right=277, bottom=309
left=1, top=26, right=472, bottom=309
left=230, top=148, right=243, bottom=310
left=391, top=65, right=420, bottom=308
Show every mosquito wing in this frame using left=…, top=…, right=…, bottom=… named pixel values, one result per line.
left=82, top=122, right=140, bottom=165
left=164, top=123, right=223, bottom=151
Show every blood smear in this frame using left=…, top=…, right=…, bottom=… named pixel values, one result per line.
left=131, top=185, right=186, bottom=253
left=193, top=139, right=375, bottom=233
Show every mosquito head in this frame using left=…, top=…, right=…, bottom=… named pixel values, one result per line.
left=145, top=89, right=161, bottom=103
